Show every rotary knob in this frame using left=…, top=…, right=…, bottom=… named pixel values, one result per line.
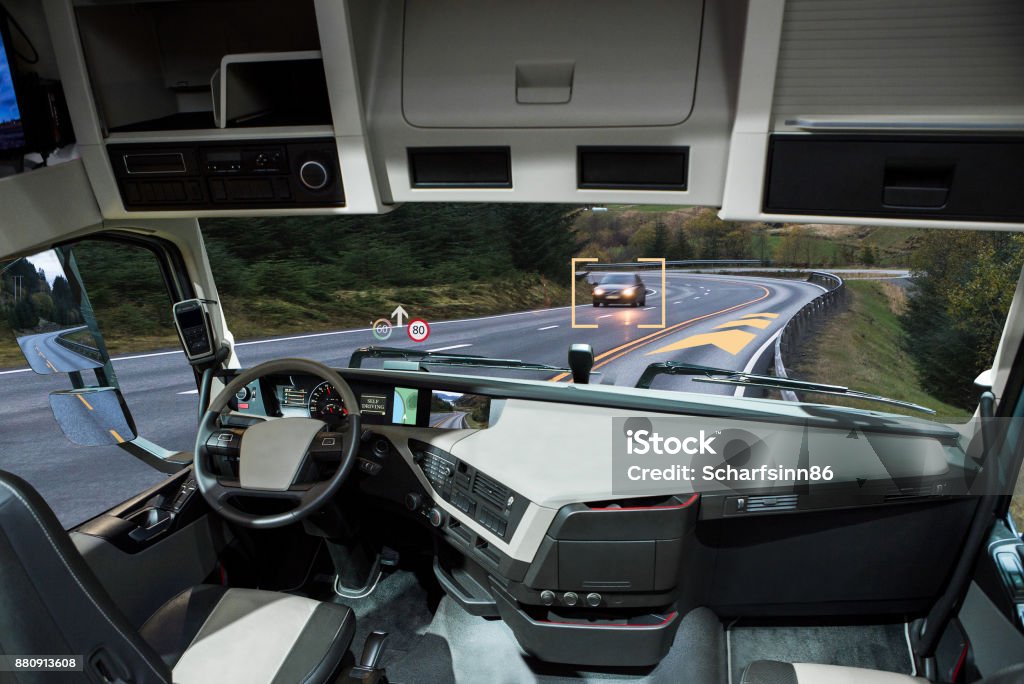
left=404, top=493, right=422, bottom=511
left=540, top=590, right=556, bottom=606
left=299, top=160, right=329, bottom=190
left=562, top=591, right=579, bottom=607
left=427, top=507, right=444, bottom=528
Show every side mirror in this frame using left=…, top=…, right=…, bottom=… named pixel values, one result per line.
left=568, top=343, right=594, bottom=384
left=3, top=248, right=112, bottom=375
left=48, top=388, right=137, bottom=446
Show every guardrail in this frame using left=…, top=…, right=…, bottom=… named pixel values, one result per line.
left=55, top=329, right=105, bottom=364
left=577, top=259, right=766, bottom=277
left=773, top=271, right=846, bottom=402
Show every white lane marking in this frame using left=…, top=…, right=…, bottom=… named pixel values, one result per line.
left=644, top=288, right=658, bottom=295
left=178, top=389, right=199, bottom=395
left=598, top=314, right=613, bottom=319
left=674, top=301, right=682, bottom=304
left=537, top=325, right=559, bottom=331
left=0, top=368, right=32, bottom=375
left=643, top=307, right=655, bottom=311
left=806, top=281, right=829, bottom=293
left=734, top=329, right=783, bottom=398
left=427, top=344, right=473, bottom=352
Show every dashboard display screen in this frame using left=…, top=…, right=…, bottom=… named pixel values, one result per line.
left=391, top=388, right=418, bottom=425
left=430, top=391, right=491, bottom=429
left=222, top=371, right=493, bottom=430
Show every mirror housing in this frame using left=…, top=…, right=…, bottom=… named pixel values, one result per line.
left=48, top=388, right=137, bottom=446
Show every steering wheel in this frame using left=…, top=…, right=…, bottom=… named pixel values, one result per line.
left=194, top=358, right=361, bottom=528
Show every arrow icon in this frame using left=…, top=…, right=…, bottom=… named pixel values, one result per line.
left=391, top=305, right=409, bottom=327
left=646, top=329, right=757, bottom=356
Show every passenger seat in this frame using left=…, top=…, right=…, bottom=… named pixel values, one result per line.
left=743, top=660, right=1024, bottom=683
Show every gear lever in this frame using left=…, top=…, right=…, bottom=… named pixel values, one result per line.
left=344, top=631, right=389, bottom=682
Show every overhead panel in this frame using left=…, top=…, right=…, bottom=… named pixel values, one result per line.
left=402, top=0, right=704, bottom=129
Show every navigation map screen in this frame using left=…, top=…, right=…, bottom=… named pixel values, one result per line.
left=429, top=391, right=491, bottom=429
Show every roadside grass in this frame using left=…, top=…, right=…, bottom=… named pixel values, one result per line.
left=0, top=275, right=573, bottom=368
left=788, top=280, right=969, bottom=420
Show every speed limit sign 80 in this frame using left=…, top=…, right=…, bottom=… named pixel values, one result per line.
left=407, top=319, right=430, bottom=342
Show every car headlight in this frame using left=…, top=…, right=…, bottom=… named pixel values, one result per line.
left=594, top=288, right=605, bottom=295
left=623, top=286, right=636, bottom=295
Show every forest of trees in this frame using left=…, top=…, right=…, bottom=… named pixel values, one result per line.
left=1, top=257, right=82, bottom=332
left=901, top=231, right=1024, bottom=408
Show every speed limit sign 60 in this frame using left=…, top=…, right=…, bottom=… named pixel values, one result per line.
left=407, top=318, right=430, bottom=342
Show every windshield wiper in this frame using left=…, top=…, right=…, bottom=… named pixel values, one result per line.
left=636, top=362, right=936, bottom=414
left=349, top=346, right=572, bottom=374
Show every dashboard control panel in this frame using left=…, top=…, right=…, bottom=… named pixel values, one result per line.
left=409, top=439, right=528, bottom=541
left=107, top=138, right=345, bottom=210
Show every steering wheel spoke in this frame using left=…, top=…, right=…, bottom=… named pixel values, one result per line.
left=194, top=358, right=362, bottom=529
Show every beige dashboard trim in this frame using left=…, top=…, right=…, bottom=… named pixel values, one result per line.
left=372, top=425, right=556, bottom=564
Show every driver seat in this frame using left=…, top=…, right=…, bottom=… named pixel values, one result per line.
left=0, top=470, right=355, bottom=684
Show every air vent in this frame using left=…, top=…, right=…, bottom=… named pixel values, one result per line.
left=745, top=494, right=799, bottom=513
left=883, top=484, right=937, bottom=502
left=472, top=472, right=510, bottom=510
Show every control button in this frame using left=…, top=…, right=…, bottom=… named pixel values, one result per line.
left=563, top=592, right=579, bottom=607
left=540, top=590, right=555, bottom=606
left=373, top=439, right=389, bottom=457
left=299, top=161, right=329, bottom=190
left=427, top=507, right=444, bottom=528
left=586, top=592, right=602, bottom=607
left=404, top=493, right=422, bottom=511
left=321, top=437, right=336, bottom=447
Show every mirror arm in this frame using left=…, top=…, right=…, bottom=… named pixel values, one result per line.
left=118, top=438, right=193, bottom=474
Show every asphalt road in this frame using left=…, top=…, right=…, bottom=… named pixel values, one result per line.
left=430, top=412, right=471, bottom=429
left=0, top=272, right=821, bottom=527
left=16, top=326, right=104, bottom=374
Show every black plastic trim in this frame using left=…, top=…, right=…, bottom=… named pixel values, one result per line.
left=764, top=134, right=1024, bottom=221
left=577, top=146, right=688, bottom=190
left=408, top=147, right=512, bottom=188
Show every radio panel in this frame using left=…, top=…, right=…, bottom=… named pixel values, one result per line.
left=107, top=138, right=344, bottom=210
left=409, top=439, right=529, bottom=541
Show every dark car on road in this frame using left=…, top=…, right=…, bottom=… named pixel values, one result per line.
left=592, top=273, right=647, bottom=307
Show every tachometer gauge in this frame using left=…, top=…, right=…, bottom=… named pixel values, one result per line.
left=308, top=381, right=347, bottom=421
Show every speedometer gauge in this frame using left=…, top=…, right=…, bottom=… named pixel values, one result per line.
left=308, top=381, right=347, bottom=421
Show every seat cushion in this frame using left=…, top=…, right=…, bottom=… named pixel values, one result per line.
left=140, top=585, right=354, bottom=684
left=743, top=660, right=928, bottom=684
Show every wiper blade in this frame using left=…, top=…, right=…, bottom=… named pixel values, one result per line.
left=349, top=346, right=571, bottom=373
left=636, top=362, right=936, bottom=415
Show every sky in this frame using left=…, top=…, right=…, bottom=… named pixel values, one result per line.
left=24, top=250, right=65, bottom=287
left=0, top=32, right=21, bottom=125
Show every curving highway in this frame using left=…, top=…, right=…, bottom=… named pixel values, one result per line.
left=15, top=326, right=104, bottom=375
left=0, top=272, right=823, bottom=526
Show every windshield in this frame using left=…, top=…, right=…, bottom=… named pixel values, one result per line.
left=599, top=274, right=636, bottom=284
left=191, top=204, right=1020, bottom=424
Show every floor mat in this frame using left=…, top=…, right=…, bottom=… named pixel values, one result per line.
left=332, top=568, right=456, bottom=681
left=727, top=623, right=913, bottom=682
left=415, top=598, right=726, bottom=684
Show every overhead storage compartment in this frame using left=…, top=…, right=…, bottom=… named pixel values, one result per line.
left=401, top=0, right=704, bottom=129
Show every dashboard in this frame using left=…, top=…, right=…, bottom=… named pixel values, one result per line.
left=201, top=365, right=973, bottom=669
left=223, top=372, right=495, bottom=430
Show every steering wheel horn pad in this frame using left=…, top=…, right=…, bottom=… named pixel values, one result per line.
left=239, top=418, right=327, bottom=490
left=194, top=358, right=362, bottom=528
